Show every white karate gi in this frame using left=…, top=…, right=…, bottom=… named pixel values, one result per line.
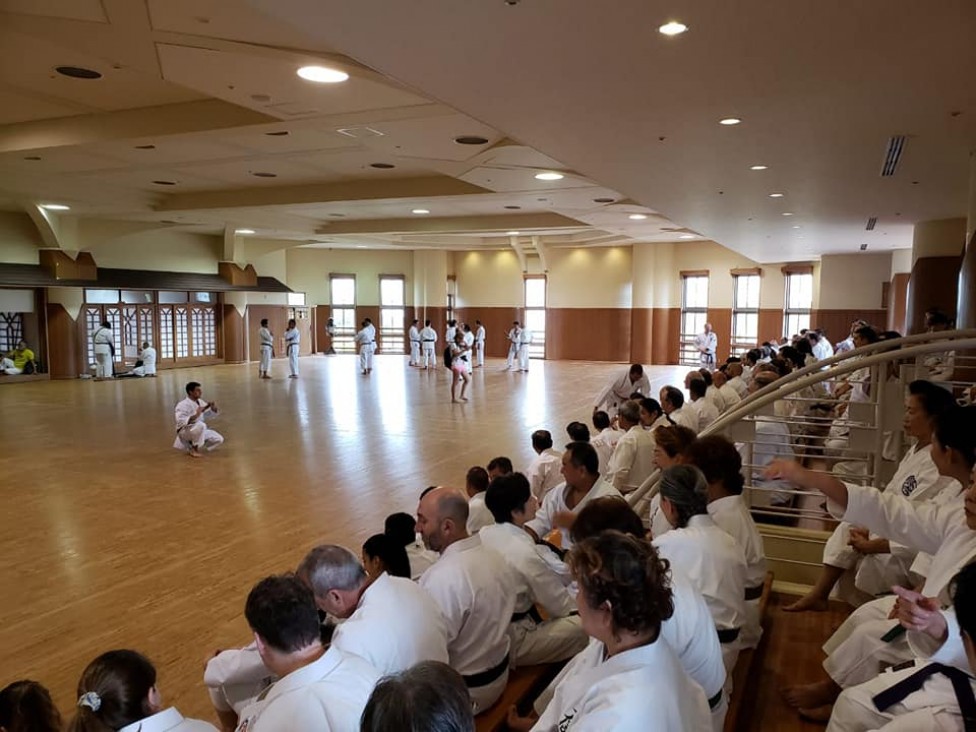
left=718, top=383, right=742, bottom=412
left=233, top=646, right=379, bottom=732
left=445, top=325, right=457, bottom=345
left=828, top=610, right=974, bottom=732
left=822, top=444, right=951, bottom=602
left=590, top=427, right=623, bottom=474
left=418, top=534, right=516, bottom=713
left=924, top=350, right=956, bottom=382
left=527, top=448, right=564, bottom=500
left=606, top=425, right=656, bottom=494
left=475, top=324, right=486, bottom=366
left=119, top=708, right=217, bottom=732
left=331, top=572, right=449, bottom=673
left=258, top=326, right=273, bottom=375
left=531, top=637, right=712, bottom=732
left=821, top=487, right=976, bottom=689
left=593, top=370, right=651, bottom=417
left=355, top=323, right=376, bottom=373
left=690, top=398, right=721, bottom=432
left=525, top=477, right=622, bottom=550
left=205, top=643, right=274, bottom=715
left=460, top=330, right=474, bottom=373
left=654, top=514, right=748, bottom=676
left=480, top=522, right=587, bottom=666
left=284, top=327, right=299, bottom=377
left=668, top=405, right=700, bottom=433
left=706, top=384, right=727, bottom=413
left=92, top=325, right=114, bottom=378
left=467, top=492, right=495, bottom=534
left=728, top=375, right=749, bottom=398
left=173, top=397, right=223, bottom=452
left=740, top=416, right=796, bottom=507
left=708, top=495, right=767, bottom=648
left=408, top=324, right=421, bottom=365
left=814, top=338, right=835, bottom=361
left=506, top=326, right=521, bottom=368
left=518, top=328, right=533, bottom=371
left=695, top=331, right=718, bottom=368
left=419, top=326, right=437, bottom=368
left=141, top=346, right=157, bottom=376
left=406, top=539, right=438, bottom=580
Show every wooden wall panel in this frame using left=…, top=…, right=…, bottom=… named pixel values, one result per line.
left=651, top=308, right=681, bottom=365
left=906, top=255, right=962, bottom=334
left=221, top=305, right=246, bottom=363
left=630, top=308, right=653, bottom=365
left=758, top=308, right=784, bottom=345
left=887, top=273, right=910, bottom=335
left=707, top=308, right=732, bottom=363
left=46, top=303, right=80, bottom=378
left=546, top=308, right=632, bottom=362
left=812, top=309, right=887, bottom=342
left=245, top=305, right=289, bottom=362
left=442, top=307, right=520, bottom=358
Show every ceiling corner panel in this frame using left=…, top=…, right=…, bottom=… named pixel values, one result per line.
left=0, top=0, right=108, bottom=23
left=0, top=87, right=92, bottom=124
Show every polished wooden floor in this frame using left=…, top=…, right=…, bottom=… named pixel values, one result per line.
left=0, top=356, right=688, bottom=722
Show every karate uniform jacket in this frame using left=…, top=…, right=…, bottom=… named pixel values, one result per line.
left=667, top=405, right=699, bottom=433
left=590, top=427, right=623, bottom=473
left=527, top=448, right=564, bottom=499
left=606, top=425, right=656, bottom=493
left=526, top=477, right=622, bottom=549
left=690, top=398, right=720, bottom=432
left=467, top=493, right=495, bottom=534
left=119, top=708, right=216, bottom=732
left=594, top=370, right=651, bottom=412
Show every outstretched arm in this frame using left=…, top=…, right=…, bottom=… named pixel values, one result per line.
left=764, top=459, right=850, bottom=510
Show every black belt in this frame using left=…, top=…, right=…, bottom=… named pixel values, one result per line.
left=260, top=344, right=272, bottom=349
left=511, top=606, right=544, bottom=624
left=461, top=654, right=509, bottom=688
left=422, top=339, right=435, bottom=342
left=873, top=662, right=976, bottom=731
left=287, top=344, right=298, bottom=350
left=717, top=627, right=741, bottom=644
left=708, top=689, right=724, bottom=710
left=411, top=340, right=420, bottom=343
left=744, top=584, right=763, bottom=601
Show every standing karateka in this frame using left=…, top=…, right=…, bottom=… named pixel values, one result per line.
left=419, top=319, right=437, bottom=370
left=284, top=318, right=300, bottom=378
left=462, top=324, right=475, bottom=374
left=593, top=364, right=651, bottom=418
left=695, top=323, right=718, bottom=368
left=92, top=319, right=114, bottom=379
left=140, top=341, right=157, bottom=377
left=258, top=318, right=273, bottom=379
left=408, top=319, right=421, bottom=366
left=355, top=318, right=376, bottom=374
left=474, top=320, right=486, bottom=367
left=517, top=325, right=533, bottom=372
left=506, top=321, right=521, bottom=370
left=325, top=317, right=337, bottom=355
left=173, top=381, right=223, bottom=458
left=445, top=319, right=457, bottom=346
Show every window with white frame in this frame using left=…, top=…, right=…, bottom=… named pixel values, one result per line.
left=731, top=274, right=760, bottom=356
left=679, top=274, right=709, bottom=366
left=784, top=272, right=814, bottom=338
left=379, top=276, right=405, bottom=353
left=329, top=275, right=357, bottom=353
left=523, top=276, right=546, bottom=359
left=287, top=292, right=306, bottom=306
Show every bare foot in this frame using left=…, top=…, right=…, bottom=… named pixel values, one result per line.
left=798, top=705, right=834, bottom=723
left=452, top=399, right=460, bottom=403
left=187, top=449, right=202, bottom=459
left=460, top=396, right=469, bottom=402
left=782, top=681, right=839, bottom=710
left=783, top=595, right=828, bottom=613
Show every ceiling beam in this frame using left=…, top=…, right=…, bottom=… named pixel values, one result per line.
left=315, top=212, right=583, bottom=235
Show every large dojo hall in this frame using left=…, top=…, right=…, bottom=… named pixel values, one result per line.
left=2, top=2, right=976, bottom=731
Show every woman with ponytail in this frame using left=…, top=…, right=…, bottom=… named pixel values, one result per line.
left=0, top=680, right=61, bottom=732
left=69, top=650, right=216, bottom=732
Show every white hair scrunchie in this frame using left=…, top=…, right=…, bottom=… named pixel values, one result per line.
left=78, top=691, right=101, bottom=712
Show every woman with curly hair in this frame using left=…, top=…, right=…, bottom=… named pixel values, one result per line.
left=508, top=530, right=711, bottom=731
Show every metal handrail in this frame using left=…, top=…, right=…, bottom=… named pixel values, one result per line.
left=626, top=331, right=976, bottom=510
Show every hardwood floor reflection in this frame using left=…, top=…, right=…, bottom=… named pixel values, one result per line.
left=0, top=355, right=686, bottom=722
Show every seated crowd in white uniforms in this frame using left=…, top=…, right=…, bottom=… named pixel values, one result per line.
left=660, top=386, right=699, bottom=433
left=605, top=400, right=655, bottom=493
left=525, top=430, right=564, bottom=500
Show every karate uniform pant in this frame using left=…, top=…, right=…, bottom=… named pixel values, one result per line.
left=518, top=345, right=530, bottom=371
left=259, top=346, right=271, bottom=374
left=476, top=341, right=484, bottom=366
left=741, top=597, right=763, bottom=649
left=421, top=344, right=435, bottom=368
left=828, top=661, right=968, bottom=732
left=288, top=346, right=299, bottom=376
left=469, top=669, right=509, bottom=715
left=177, top=424, right=224, bottom=452
left=410, top=341, right=420, bottom=365
left=507, top=343, right=518, bottom=368
left=2, top=357, right=21, bottom=375
left=508, top=616, right=588, bottom=667
left=95, top=350, right=112, bottom=378
left=823, top=596, right=911, bottom=689
left=359, top=344, right=374, bottom=372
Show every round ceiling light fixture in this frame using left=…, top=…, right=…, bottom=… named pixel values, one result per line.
left=454, top=135, right=489, bottom=145
left=658, top=21, right=688, bottom=36
left=768, top=192, right=784, bottom=198
left=534, top=172, right=564, bottom=181
left=719, top=117, right=742, bottom=125
left=412, top=209, right=430, bottom=215
left=152, top=180, right=176, bottom=186
left=134, top=144, right=156, bottom=150
left=507, top=231, right=520, bottom=236
left=41, top=203, right=70, bottom=211
left=55, top=65, right=102, bottom=79
left=370, top=163, right=396, bottom=169
left=749, top=165, right=768, bottom=171
left=679, top=234, right=695, bottom=239
left=235, top=228, right=256, bottom=235
left=296, top=65, right=349, bottom=83
left=265, top=131, right=290, bottom=137
left=252, top=172, right=277, bottom=178
left=504, top=205, right=522, bottom=210
left=782, top=211, right=794, bottom=216
left=593, top=197, right=615, bottom=203
left=628, top=214, right=648, bottom=220
left=23, top=156, right=42, bottom=161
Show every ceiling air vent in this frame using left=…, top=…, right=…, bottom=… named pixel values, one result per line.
left=859, top=243, right=868, bottom=251
left=865, top=217, right=877, bottom=230
left=880, top=135, right=906, bottom=177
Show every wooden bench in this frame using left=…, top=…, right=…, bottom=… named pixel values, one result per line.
left=723, top=570, right=775, bottom=732
left=474, top=662, right=564, bottom=732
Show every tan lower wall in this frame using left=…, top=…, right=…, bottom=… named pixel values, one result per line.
left=546, top=308, right=632, bottom=362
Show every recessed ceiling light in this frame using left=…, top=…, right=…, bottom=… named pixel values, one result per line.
left=412, top=209, right=430, bottom=215
left=507, top=231, right=520, bottom=236
left=134, top=144, right=156, bottom=150
left=152, top=180, right=176, bottom=186
left=658, top=21, right=689, bottom=36
left=23, top=156, right=42, bottom=161
left=454, top=135, right=489, bottom=145
left=534, top=172, right=564, bottom=181
left=235, top=228, right=256, bottom=235
left=504, top=205, right=522, bottom=210
left=719, top=117, right=742, bottom=126
left=356, top=245, right=368, bottom=249
left=750, top=165, right=768, bottom=171
left=370, top=163, right=396, bottom=169
left=782, top=212, right=794, bottom=216
left=296, top=65, right=349, bottom=83
left=252, top=172, right=277, bottom=178
left=328, top=213, right=345, bottom=218
left=264, top=131, right=290, bottom=137
left=55, top=65, right=102, bottom=80
left=40, top=204, right=70, bottom=211
left=593, top=197, right=615, bottom=203
left=792, top=225, right=801, bottom=229
left=768, top=192, right=784, bottom=198
left=629, top=214, right=648, bottom=220
left=679, top=234, right=695, bottom=239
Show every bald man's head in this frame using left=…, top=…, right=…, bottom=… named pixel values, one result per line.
left=417, top=486, right=470, bottom=553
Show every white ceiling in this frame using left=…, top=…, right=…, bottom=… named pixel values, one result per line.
left=0, top=0, right=972, bottom=261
